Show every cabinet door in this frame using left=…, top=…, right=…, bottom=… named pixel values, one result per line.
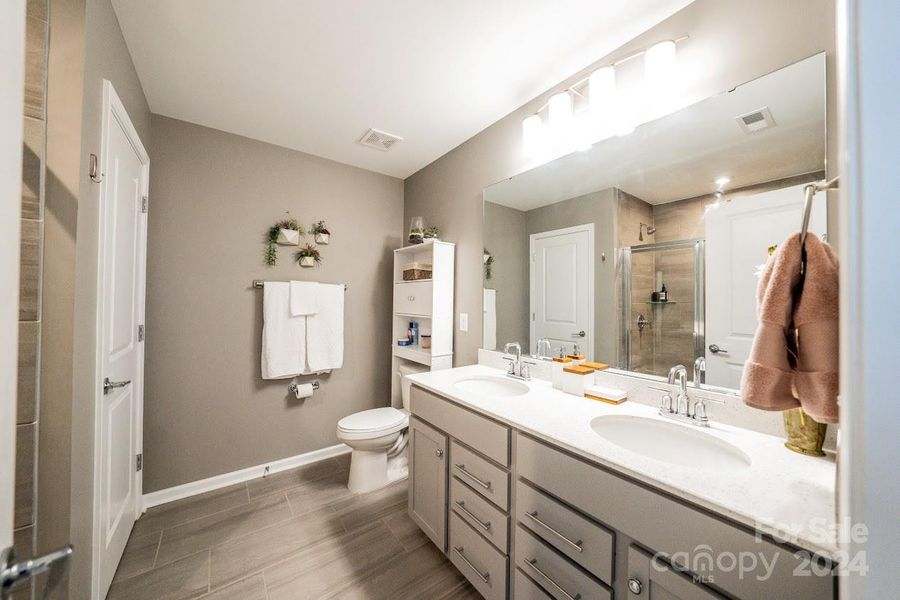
left=627, top=545, right=725, bottom=600
left=408, top=417, right=448, bottom=550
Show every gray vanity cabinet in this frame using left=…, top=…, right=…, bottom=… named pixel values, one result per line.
left=408, top=416, right=448, bottom=551
left=626, top=545, right=725, bottom=600
left=408, top=386, right=835, bottom=600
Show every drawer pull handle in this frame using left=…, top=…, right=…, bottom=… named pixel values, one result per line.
left=525, top=558, right=582, bottom=600
left=453, top=546, right=490, bottom=583
left=454, top=500, right=491, bottom=531
left=525, top=511, right=583, bottom=553
left=454, top=464, right=492, bottom=490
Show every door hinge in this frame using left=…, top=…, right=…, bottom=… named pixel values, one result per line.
left=141, top=195, right=148, bottom=213
left=138, top=324, right=145, bottom=342
left=136, top=453, right=143, bottom=472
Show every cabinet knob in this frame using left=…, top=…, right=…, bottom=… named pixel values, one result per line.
left=627, top=577, right=643, bottom=595
left=435, top=449, right=444, bottom=458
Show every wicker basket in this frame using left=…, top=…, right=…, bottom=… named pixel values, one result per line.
left=402, top=262, right=432, bottom=281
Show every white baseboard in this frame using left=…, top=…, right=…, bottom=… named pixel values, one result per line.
left=142, top=443, right=351, bottom=510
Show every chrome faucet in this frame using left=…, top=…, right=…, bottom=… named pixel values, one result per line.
left=693, top=356, right=706, bottom=388
left=503, top=342, right=532, bottom=381
left=658, top=364, right=709, bottom=427
left=535, top=338, right=553, bottom=360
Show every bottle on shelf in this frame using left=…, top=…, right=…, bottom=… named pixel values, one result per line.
left=659, top=284, right=668, bottom=302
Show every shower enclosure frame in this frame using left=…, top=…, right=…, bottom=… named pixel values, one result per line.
left=619, top=239, right=705, bottom=373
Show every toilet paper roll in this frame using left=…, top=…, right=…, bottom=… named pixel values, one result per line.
left=293, top=383, right=315, bottom=399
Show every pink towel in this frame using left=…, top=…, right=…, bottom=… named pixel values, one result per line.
left=741, top=233, right=840, bottom=423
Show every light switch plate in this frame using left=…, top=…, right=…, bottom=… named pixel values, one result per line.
left=459, top=313, right=468, bottom=332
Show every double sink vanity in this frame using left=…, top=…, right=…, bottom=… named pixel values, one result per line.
left=406, top=364, right=837, bottom=600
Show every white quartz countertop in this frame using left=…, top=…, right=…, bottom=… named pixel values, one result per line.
left=407, top=364, right=838, bottom=558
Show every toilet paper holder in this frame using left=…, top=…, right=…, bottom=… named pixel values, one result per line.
left=288, top=380, right=320, bottom=395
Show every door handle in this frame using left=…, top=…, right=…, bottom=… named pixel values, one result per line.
left=103, top=377, right=132, bottom=395
left=708, top=344, right=728, bottom=354
left=1, top=545, right=73, bottom=600
left=572, top=331, right=586, bottom=338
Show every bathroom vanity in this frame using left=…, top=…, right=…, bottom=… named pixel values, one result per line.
left=407, top=365, right=837, bottom=600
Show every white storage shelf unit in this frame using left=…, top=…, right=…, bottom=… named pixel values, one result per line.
left=392, top=239, right=455, bottom=403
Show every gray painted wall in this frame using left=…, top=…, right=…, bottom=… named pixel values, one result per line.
left=404, top=0, right=837, bottom=366
left=144, top=115, right=404, bottom=492
left=483, top=202, right=528, bottom=350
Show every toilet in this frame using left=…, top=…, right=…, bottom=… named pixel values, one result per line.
left=337, top=364, right=424, bottom=493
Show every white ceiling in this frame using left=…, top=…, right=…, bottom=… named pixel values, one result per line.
left=485, top=53, right=826, bottom=210
left=111, top=0, right=693, bottom=179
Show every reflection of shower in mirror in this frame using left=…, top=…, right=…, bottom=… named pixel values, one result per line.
left=639, top=223, right=656, bottom=241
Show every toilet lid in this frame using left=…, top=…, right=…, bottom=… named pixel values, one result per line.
left=338, top=407, right=407, bottom=433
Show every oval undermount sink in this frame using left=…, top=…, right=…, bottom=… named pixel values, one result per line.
left=454, top=376, right=529, bottom=398
left=590, top=415, right=752, bottom=471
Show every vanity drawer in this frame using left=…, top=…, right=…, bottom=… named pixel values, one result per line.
left=449, top=511, right=508, bottom=600
left=514, top=569, right=552, bottom=599
left=450, top=440, right=509, bottom=510
left=450, top=476, right=509, bottom=553
left=515, top=525, right=612, bottom=600
left=393, top=281, right=432, bottom=316
left=411, top=386, right=510, bottom=465
left=515, top=433, right=835, bottom=600
left=516, top=480, right=614, bottom=584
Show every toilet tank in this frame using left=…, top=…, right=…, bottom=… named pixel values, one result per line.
left=398, top=363, right=428, bottom=411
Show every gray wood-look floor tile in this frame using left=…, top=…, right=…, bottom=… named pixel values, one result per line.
left=157, top=491, right=293, bottom=568
left=198, top=574, right=267, bottom=600
left=209, top=506, right=344, bottom=590
left=133, top=483, right=249, bottom=537
left=327, top=540, right=464, bottom=600
left=116, top=460, right=472, bottom=600
left=247, top=453, right=349, bottom=500
left=284, top=469, right=355, bottom=516
left=112, top=530, right=161, bottom=584
left=329, top=479, right=408, bottom=532
left=264, top=521, right=404, bottom=600
left=107, top=551, right=210, bottom=600
left=382, top=508, right=430, bottom=552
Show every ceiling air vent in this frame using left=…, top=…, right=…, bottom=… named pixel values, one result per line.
left=358, top=128, right=403, bottom=151
left=736, top=107, right=776, bottom=134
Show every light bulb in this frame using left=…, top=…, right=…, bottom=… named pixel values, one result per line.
left=589, top=66, right=616, bottom=113
left=522, top=114, right=543, bottom=156
left=644, top=40, right=677, bottom=86
left=548, top=92, right=573, bottom=128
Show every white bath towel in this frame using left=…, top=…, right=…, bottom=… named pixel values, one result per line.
left=261, top=282, right=306, bottom=379
left=306, top=283, right=344, bottom=372
left=289, top=281, right=319, bottom=316
left=483, top=288, right=497, bottom=351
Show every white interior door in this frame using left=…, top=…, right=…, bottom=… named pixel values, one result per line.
left=705, top=184, right=826, bottom=388
left=530, top=224, right=593, bottom=357
left=1, top=0, right=26, bottom=559
left=96, top=81, right=148, bottom=596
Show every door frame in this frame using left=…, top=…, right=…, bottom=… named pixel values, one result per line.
left=0, top=0, right=25, bottom=553
left=89, top=80, right=149, bottom=595
left=529, top=223, right=595, bottom=357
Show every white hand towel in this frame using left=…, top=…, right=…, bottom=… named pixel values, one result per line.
left=289, top=281, right=319, bottom=316
left=261, top=282, right=306, bottom=379
left=307, top=283, right=344, bottom=372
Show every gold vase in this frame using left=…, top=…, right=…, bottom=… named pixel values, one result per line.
left=783, top=407, right=827, bottom=456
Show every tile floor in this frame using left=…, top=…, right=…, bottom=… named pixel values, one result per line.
left=109, top=454, right=479, bottom=600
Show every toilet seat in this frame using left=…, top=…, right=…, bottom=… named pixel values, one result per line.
left=337, top=407, right=408, bottom=440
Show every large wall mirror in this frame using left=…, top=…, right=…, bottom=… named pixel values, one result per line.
left=482, top=53, right=827, bottom=393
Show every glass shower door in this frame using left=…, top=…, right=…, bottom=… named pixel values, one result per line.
left=621, top=239, right=705, bottom=377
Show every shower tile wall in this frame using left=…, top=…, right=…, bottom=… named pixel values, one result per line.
left=14, top=1, right=49, bottom=597
left=615, top=191, right=653, bottom=369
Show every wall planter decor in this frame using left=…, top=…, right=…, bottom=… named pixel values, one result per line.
left=264, top=213, right=303, bottom=266
left=312, top=220, right=331, bottom=244
left=295, top=244, right=322, bottom=268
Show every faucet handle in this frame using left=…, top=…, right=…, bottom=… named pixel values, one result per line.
left=692, top=399, right=709, bottom=426
left=650, top=387, right=673, bottom=413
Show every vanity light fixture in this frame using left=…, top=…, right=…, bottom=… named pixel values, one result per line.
left=521, top=35, right=688, bottom=157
